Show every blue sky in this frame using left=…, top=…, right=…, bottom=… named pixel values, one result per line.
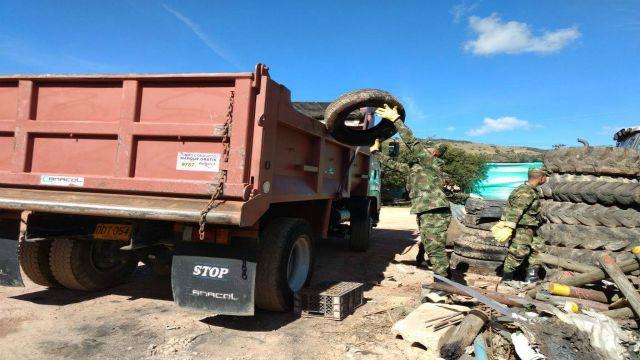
left=0, top=1, right=638, bottom=148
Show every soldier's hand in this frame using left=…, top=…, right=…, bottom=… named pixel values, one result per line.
left=370, top=138, right=382, bottom=153
left=375, top=104, right=401, bottom=122
left=491, top=221, right=514, bottom=243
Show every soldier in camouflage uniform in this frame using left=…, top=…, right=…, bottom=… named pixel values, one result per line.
left=372, top=104, right=451, bottom=277
left=493, top=168, right=548, bottom=283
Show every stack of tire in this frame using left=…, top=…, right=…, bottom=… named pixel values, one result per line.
left=450, top=198, right=507, bottom=275
left=540, top=146, right=640, bottom=265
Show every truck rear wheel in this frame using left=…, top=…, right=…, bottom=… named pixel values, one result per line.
left=349, top=198, right=372, bottom=252
left=256, top=218, right=314, bottom=312
left=50, top=238, right=138, bottom=291
left=18, top=240, right=60, bottom=287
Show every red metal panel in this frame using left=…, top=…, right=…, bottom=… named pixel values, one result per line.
left=0, top=82, right=18, bottom=120
left=34, top=82, right=122, bottom=122
left=0, top=133, right=13, bottom=171
left=28, top=135, right=118, bottom=176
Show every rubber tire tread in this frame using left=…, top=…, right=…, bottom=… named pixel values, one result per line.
left=453, top=237, right=507, bottom=261
left=18, top=240, right=60, bottom=287
left=349, top=198, right=372, bottom=252
left=464, top=198, right=506, bottom=219
left=541, top=200, right=640, bottom=228
left=544, top=146, right=640, bottom=176
left=450, top=253, right=502, bottom=276
left=324, top=89, right=404, bottom=146
left=545, top=245, right=635, bottom=266
left=538, top=223, right=640, bottom=250
left=50, top=238, right=137, bottom=291
left=546, top=181, right=640, bottom=206
left=255, top=218, right=314, bottom=312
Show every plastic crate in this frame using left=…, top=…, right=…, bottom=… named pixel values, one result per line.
left=294, top=282, right=364, bottom=320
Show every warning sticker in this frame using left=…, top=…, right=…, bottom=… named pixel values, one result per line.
left=176, top=152, right=221, bottom=172
left=40, top=175, right=85, bottom=187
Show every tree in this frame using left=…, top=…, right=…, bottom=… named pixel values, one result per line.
left=379, top=140, right=488, bottom=204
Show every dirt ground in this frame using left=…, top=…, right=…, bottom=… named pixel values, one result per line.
left=0, top=207, right=450, bottom=360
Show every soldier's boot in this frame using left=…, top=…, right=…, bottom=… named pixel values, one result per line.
left=416, top=243, right=426, bottom=267
left=501, top=270, right=515, bottom=282
left=525, top=266, right=540, bottom=283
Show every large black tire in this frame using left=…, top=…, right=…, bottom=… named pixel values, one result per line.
left=545, top=180, right=640, bottom=206
left=545, top=246, right=635, bottom=266
left=453, top=236, right=507, bottom=261
left=49, top=238, right=138, bottom=291
left=255, top=218, right=314, bottom=312
left=539, top=224, right=640, bottom=251
left=450, top=253, right=502, bottom=276
left=539, top=174, right=638, bottom=199
left=544, top=146, right=640, bottom=176
left=464, top=198, right=506, bottom=219
left=542, top=200, right=640, bottom=228
left=18, top=240, right=60, bottom=287
left=349, top=198, right=372, bottom=252
left=324, top=89, right=404, bottom=146
left=457, top=222, right=493, bottom=238
left=462, top=214, right=498, bottom=231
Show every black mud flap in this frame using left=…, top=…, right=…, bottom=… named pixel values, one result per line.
left=0, top=238, right=23, bottom=286
left=171, top=256, right=256, bottom=316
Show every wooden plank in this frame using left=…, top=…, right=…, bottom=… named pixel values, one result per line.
left=599, top=253, right=640, bottom=318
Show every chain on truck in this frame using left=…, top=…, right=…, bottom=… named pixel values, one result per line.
left=0, top=64, right=403, bottom=315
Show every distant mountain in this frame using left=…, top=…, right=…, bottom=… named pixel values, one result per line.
left=435, top=139, right=546, bottom=162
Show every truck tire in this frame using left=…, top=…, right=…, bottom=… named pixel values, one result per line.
left=538, top=224, right=640, bottom=251
left=349, top=198, right=372, bottom=252
left=324, top=89, right=404, bottom=146
left=49, top=238, right=138, bottom=291
left=457, top=221, right=493, bottom=238
left=450, top=253, right=502, bottom=276
left=542, top=200, right=640, bottom=228
left=256, top=218, right=314, bottom=312
left=548, top=181, right=640, bottom=206
left=464, top=198, right=506, bottom=219
left=545, top=246, right=635, bottom=266
left=18, top=240, right=60, bottom=287
left=462, top=214, right=498, bottom=231
left=544, top=146, right=640, bottom=176
left=453, top=236, right=507, bottom=261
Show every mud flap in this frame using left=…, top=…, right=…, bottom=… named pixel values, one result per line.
left=0, top=238, right=23, bottom=286
left=171, top=256, right=256, bottom=316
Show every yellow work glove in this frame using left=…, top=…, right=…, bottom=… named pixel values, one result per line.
left=375, top=104, right=401, bottom=122
left=491, top=221, right=514, bottom=243
left=370, top=138, right=381, bottom=153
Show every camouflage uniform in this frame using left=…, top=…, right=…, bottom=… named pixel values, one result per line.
left=379, top=120, right=451, bottom=276
left=501, top=182, right=545, bottom=273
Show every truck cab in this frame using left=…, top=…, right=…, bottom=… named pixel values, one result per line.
left=614, top=127, right=640, bottom=150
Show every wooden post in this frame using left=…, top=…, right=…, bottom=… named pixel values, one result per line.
left=539, top=253, right=600, bottom=273
left=599, top=254, right=640, bottom=318
left=601, top=307, right=634, bottom=319
left=526, top=258, right=639, bottom=298
left=440, top=310, right=488, bottom=359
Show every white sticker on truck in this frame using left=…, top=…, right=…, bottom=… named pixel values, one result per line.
left=40, top=175, right=85, bottom=187
left=176, top=152, right=221, bottom=172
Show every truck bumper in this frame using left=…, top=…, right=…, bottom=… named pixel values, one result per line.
left=0, top=188, right=243, bottom=225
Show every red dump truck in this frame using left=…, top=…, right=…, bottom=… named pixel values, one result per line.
left=0, top=64, right=386, bottom=315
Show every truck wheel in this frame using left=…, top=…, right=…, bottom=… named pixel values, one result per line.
left=18, top=240, right=60, bottom=287
left=324, top=89, right=405, bottom=146
left=50, top=238, right=138, bottom=291
left=256, top=218, right=314, bottom=312
left=349, top=198, right=372, bottom=252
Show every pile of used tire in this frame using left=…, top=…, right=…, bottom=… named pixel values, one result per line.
left=540, top=146, right=640, bottom=266
left=450, top=198, right=507, bottom=275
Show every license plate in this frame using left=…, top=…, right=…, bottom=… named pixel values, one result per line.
left=93, top=224, right=132, bottom=241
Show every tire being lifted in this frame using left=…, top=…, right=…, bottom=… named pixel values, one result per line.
left=324, top=89, right=405, bottom=146
left=255, top=218, right=314, bottom=312
left=49, top=238, right=138, bottom=291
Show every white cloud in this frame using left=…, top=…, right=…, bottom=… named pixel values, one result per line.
left=451, top=1, right=479, bottom=24
left=467, top=116, right=535, bottom=136
left=163, top=4, right=241, bottom=68
left=464, top=14, right=581, bottom=55
left=446, top=126, right=456, bottom=132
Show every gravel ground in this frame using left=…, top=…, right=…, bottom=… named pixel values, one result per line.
left=0, top=207, right=446, bottom=360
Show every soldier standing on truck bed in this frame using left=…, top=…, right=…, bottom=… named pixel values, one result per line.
left=491, top=168, right=548, bottom=283
left=370, top=104, right=451, bottom=277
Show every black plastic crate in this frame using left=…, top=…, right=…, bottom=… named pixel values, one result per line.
left=294, top=282, right=364, bottom=320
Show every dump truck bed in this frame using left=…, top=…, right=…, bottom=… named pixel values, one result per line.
left=0, top=65, right=372, bottom=226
